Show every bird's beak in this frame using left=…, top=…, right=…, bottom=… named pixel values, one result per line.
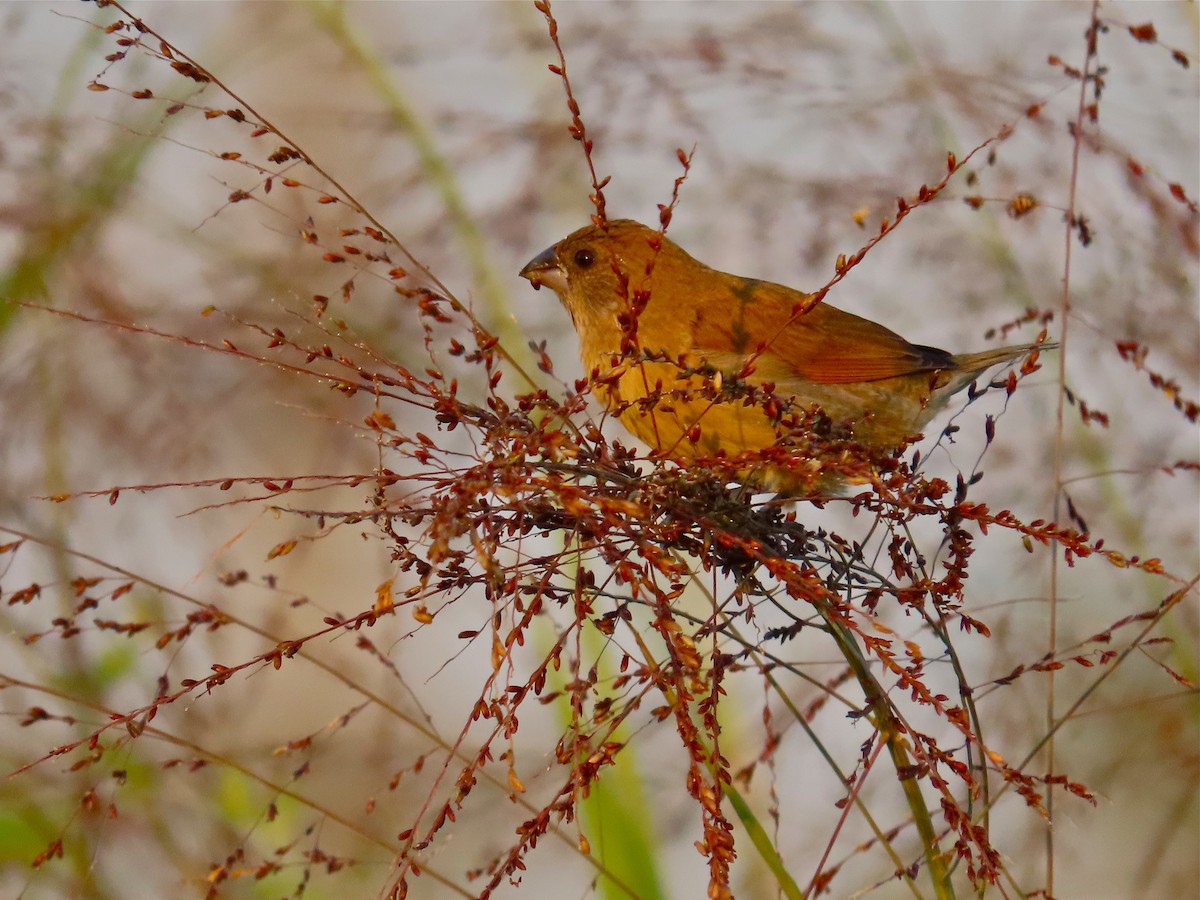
left=519, top=245, right=568, bottom=294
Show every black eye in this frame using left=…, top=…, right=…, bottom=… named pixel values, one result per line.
left=573, top=248, right=595, bottom=269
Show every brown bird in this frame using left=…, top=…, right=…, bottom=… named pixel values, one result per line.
left=520, top=219, right=1045, bottom=493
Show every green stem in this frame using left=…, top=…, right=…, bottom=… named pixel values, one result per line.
left=820, top=608, right=955, bottom=900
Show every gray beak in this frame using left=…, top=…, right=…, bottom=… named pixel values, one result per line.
left=519, top=245, right=568, bottom=294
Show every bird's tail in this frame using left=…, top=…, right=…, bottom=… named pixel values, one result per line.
left=941, top=341, right=1056, bottom=396
left=953, top=342, right=1053, bottom=373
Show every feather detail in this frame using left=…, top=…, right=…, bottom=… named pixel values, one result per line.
left=690, top=274, right=954, bottom=384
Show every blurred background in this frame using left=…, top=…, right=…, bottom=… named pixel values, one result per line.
left=0, top=2, right=1196, bottom=898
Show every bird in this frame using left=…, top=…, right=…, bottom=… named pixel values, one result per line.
left=520, top=218, right=1047, bottom=494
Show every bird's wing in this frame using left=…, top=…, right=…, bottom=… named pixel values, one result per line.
left=689, top=276, right=952, bottom=385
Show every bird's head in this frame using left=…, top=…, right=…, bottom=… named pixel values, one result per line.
left=519, top=219, right=685, bottom=330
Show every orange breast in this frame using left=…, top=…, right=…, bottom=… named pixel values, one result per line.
left=596, top=357, right=942, bottom=493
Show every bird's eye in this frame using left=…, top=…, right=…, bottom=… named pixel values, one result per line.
left=573, top=248, right=595, bottom=269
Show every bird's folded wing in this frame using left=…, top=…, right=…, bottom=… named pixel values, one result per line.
left=690, top=279, right=953, bottom=385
